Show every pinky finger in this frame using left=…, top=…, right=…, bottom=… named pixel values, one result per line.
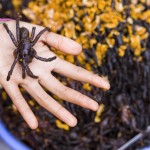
left=2, top=82, right=38, bottom=129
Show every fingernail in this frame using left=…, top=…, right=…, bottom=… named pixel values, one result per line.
left=29, top=119, right=38, bottom=129
left=91, top=101, right=99, bottom=111
left=104, top=81, right=110, bottom=90
left=69, top=117, right=77, bottom=127
left=100, top=76, right=110, bottom=90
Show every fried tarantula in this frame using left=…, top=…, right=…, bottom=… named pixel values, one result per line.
left=3, top=19, right=56, bottom=81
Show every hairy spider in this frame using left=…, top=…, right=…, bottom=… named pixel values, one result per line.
left=3, top=19, right=56, bottom=81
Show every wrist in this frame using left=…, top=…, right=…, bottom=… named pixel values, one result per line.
left=0, top=18, right=13, bottom=23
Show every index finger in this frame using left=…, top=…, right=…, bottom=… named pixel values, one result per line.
left=53, top=58, right=110, bottom=90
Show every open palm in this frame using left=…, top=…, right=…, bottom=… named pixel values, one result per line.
left=0, top=20, right=110, bottom=129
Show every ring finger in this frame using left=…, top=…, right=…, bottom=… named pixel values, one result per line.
left=22, top=81, right=77, bottom=127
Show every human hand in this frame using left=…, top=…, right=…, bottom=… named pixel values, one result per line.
left=0, top=20, right=110, bottom=129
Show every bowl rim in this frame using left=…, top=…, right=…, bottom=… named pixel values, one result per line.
left=0, top=121, right=30, bottom=150
left=0, top=121, right=150, bottom=150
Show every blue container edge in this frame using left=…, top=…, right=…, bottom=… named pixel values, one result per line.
left=0, top=120, right=150, bottom=150
left=0, top=121, right=31, bottom=150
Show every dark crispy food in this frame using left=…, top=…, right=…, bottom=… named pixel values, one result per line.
left=0, top=0, right=150, bottom=150
left=3, top=18, right=56, bottom=81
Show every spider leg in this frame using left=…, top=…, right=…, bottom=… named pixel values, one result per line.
left=3, top=23, right=18, bottom=47
left=31, top=48, right=57, bottom=62
left=30, top=27, right=36, bottom=41
left=23, top=60, right=38, bottom=79
left=22, top=62, right=26, bottom=79
left=31, top=27, right=50, bottom=46
left=7, top=54, right=19, bottom=81
left=16, top=18, right=20, bottom=43
left=25, top=65, right=38, bottom=79
left=35, top=55, right=57, bottom=62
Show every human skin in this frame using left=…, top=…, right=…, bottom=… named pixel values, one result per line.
left=0, top=20, right=110, bottom=129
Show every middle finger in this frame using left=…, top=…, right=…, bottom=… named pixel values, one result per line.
left=39, top=74, right=99, bottom=111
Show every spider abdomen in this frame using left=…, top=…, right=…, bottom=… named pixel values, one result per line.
left=16, top=39, right=33, bottom=64
left=18, top=39, right=31, bottom=52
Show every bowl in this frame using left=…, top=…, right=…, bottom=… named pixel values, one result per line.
left=0, top=121, right=31, bottom=150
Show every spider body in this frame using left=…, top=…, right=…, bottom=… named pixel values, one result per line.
left=17, top=28, right=33, bottom=64
left=3, top=19, right=56, bottom=81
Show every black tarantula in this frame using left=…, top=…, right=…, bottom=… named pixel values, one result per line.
left=3, top=19, right=56, bottom=81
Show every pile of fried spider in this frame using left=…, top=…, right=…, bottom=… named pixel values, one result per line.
left=0, top=0, right=150, bottom=149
